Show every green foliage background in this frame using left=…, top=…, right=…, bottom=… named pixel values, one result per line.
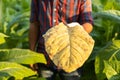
left=0, top=0, right=46, bottom=80
left=0, top=0, right=120, bottom=80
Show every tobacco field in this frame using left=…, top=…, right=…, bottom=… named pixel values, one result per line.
left=0, top=0, right=120, bottom=80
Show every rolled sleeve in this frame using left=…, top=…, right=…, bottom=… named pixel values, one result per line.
left=30, top=0, right=39, bottom=23
left=79, top=0, right=93, bottom=25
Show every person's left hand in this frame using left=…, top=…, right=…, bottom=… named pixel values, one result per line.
left=82, top=23, right=93, bottom=33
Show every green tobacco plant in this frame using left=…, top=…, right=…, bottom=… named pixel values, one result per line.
left=0, top=1, right=47, bottom=80
left=0, top=49, right=46, bottom=80
left=0, top=0, right=30, bottom=49
left=95, top=40, right=120, bottom=80
left=0, top=10, right=30, bottom=49
left=90, top=0, right=120, bottom=59
left=0, top=62, right=36, bottom=80
left=1, top=0, right=120, bottom=80
left=81, top=0, right=120, bottom=80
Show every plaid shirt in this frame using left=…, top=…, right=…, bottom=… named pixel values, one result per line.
left=30, top=0, right=93, bottom=66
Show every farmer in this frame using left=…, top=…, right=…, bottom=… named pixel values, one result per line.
left=29, top=0, right=93, bottom=80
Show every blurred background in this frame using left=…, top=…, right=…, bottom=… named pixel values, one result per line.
left=0, top=0, right=120, bottom=80
left=0, top=0, right=30, bottom=49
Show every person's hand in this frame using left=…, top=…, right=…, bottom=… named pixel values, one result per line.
left=82, top=23, right=93, bottom=33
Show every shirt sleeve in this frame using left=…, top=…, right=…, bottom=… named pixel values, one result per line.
left=30, top=0, right=39, bottom=23
left=79, top=0, right=93, bottom=25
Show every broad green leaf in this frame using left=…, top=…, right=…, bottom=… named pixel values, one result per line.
left=0, top=62, right=36, bottom=80
left=103, top=60, right=120, bottom=79
left=95, top=40, right=120, bottom=80
left=0, top=49, right=46, bottom=64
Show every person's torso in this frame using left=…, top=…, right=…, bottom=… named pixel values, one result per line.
left=37, top=0, right=82, bottom=34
